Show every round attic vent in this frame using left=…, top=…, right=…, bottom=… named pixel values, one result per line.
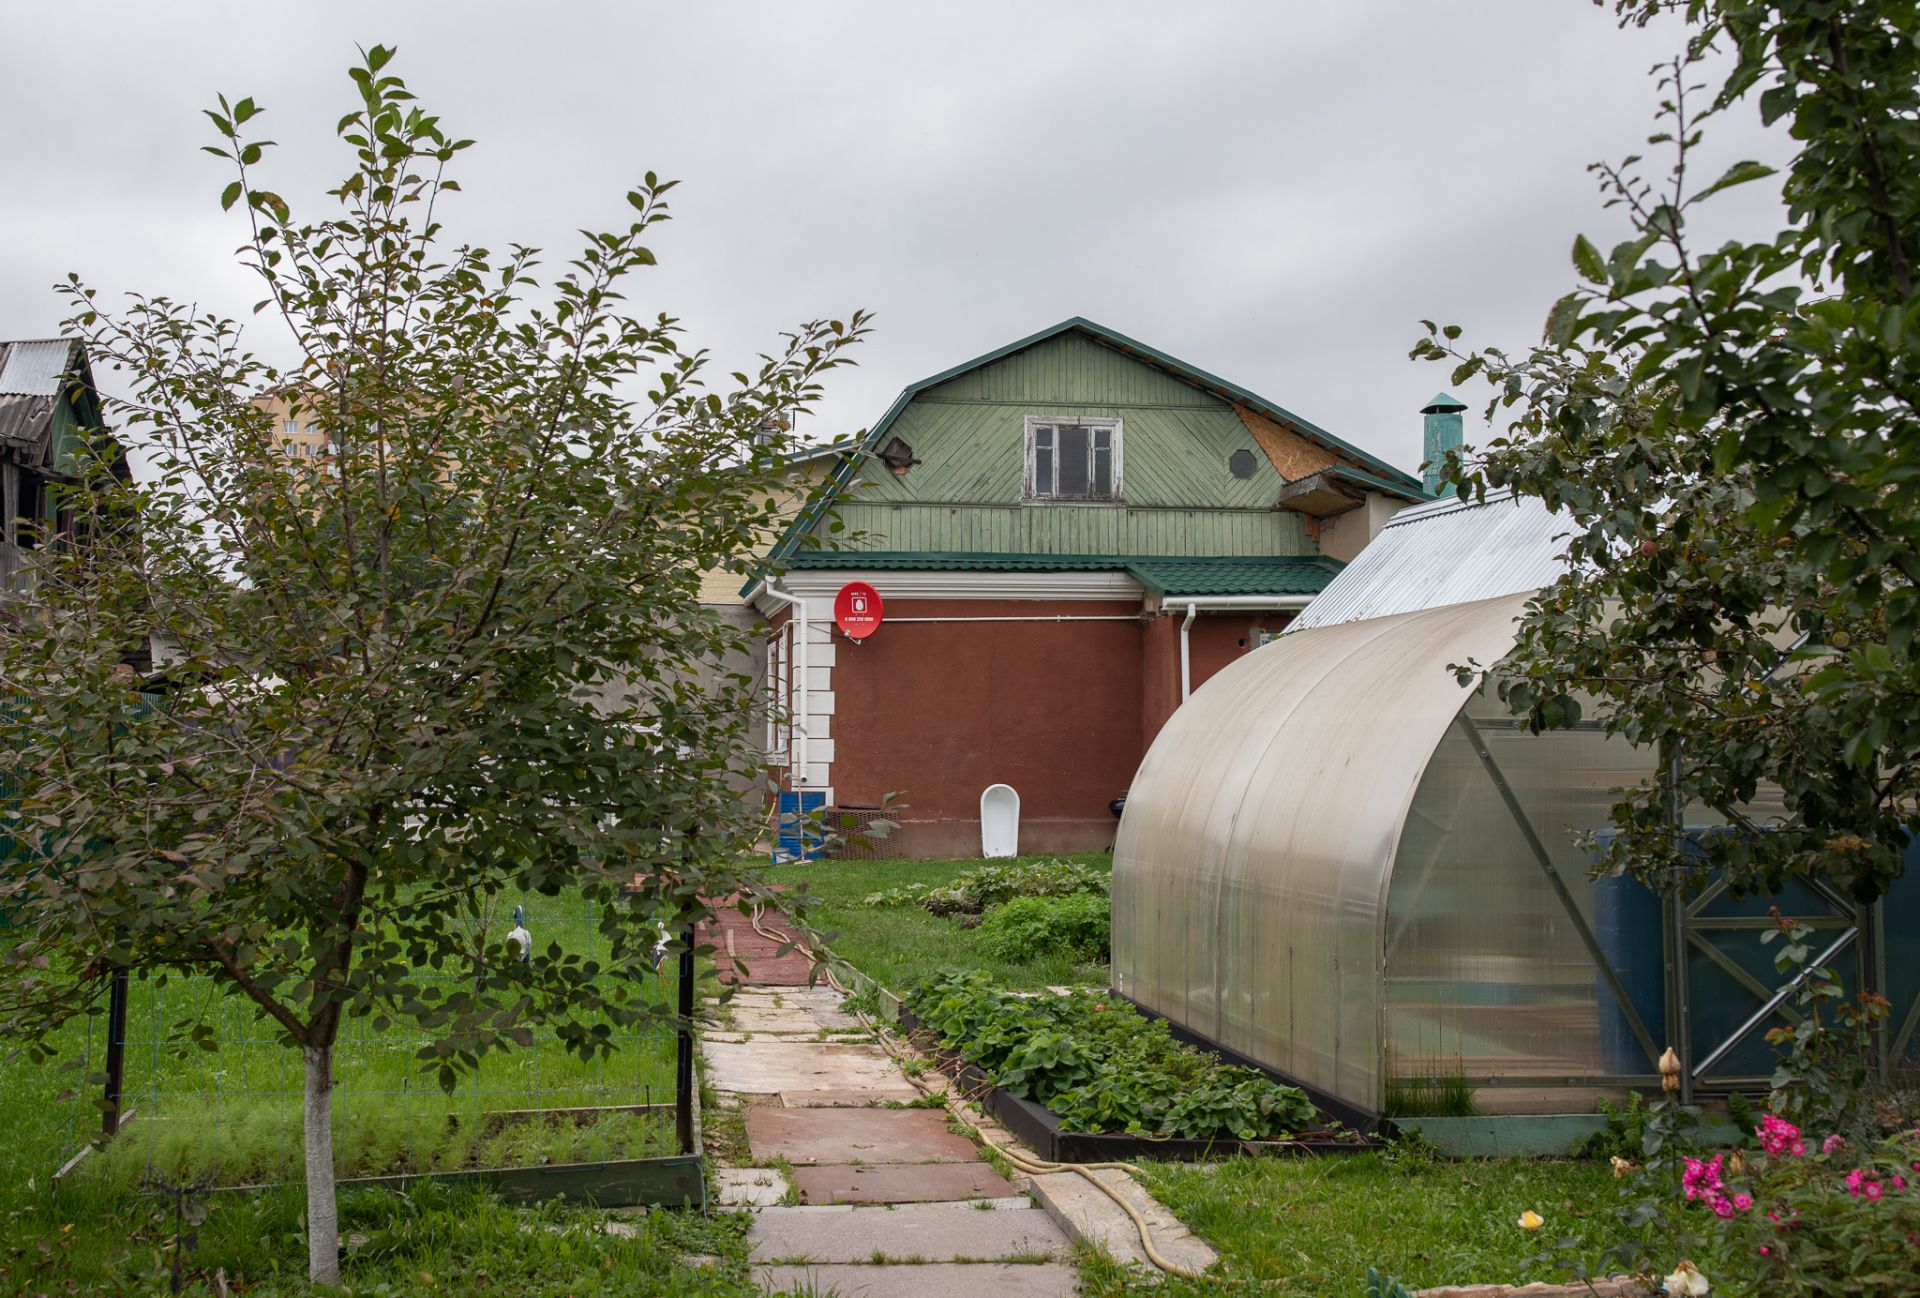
left=1228, top=449, right=1257, bottom=479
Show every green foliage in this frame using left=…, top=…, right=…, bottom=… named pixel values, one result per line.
left=1412, top=1, right=1920, bottom=903
left=1760, top=914, right=1892, bottom=1140
left=1384, top=1068, right=1477, bottom=1119
left=0, top=46, right=865, bottom=1284
left=976, top=892, right=1110, bottom=964
left=1576, top=1092, right=1657, bottom=1162
left=859, top=857, right=1107, bottom=915
left=908, top=970, right=1315, bottom=1140
left=1365, top=1268, right=1416, bottom=1298
left=1535, top=919, right=1920, bottom=1296
left=766, top=855, right=1111, bottom=992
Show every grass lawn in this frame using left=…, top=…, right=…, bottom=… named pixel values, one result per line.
left=1078, top=1152, right=1625, bottom=1296
left=766, top=852, right=1112, bottom=993
left=0, top=889, right=741, bottom=1294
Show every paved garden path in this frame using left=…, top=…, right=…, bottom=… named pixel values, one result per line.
left=701, top=907, right=1080, bottom=1298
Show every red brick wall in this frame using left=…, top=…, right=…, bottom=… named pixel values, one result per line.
left=799, top=600, right=1298, bottom=860
left=1137, top=611, right=1296, bottom=751
left=828, top=599, right=1143, bottom=858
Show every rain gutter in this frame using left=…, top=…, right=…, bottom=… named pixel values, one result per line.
left=1179, top=594, right=1315, bottom=701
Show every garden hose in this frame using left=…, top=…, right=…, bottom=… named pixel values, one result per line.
left=741, top=902, right=1206, bottom=1280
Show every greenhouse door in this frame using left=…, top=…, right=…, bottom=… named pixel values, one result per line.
left=1671, top=838, right=1920, bottom=1100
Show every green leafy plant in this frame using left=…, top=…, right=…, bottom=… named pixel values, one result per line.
left=0, top=47, right=864, bottom=1287
left=976, top=893, right=1110, bottom=964
left=1761, top=913, right=1892, bottom=1141
left=908, top=971, right=1315, bottom=1140
left=1384, top=1064, right=1477, bottom=1119
left=859, top=858, right=1107, bottom=915
left=1364, top=1268, right=1416, bottom=1298
left=1412, top=0, right=1920, bottom=906
left=1536, top=920, right=1919, bottom=1295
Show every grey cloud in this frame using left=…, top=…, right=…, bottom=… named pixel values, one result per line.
left=1, top=1, right=1796, bottom=479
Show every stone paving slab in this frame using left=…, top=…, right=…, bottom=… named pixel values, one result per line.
left=726, top=1006, right=829, bottom=1032
left=748, top=1204, right=1070, bottom=1263
left=746, top=1106, right=979, bottom=1165
left=1027, top=1167, right=1216, bottom=1273
left=755, top=1262, right=1081, bottom=1297
left=778, top=1090, right=916, bottom=1108
left=702, top=1041, right=919, bottom=1099
left=791, top=1162, right=1017, bottom=1205
left=712, top=1166, right=792, bottom=1207
left=705, top=1031, right=874, bottom=1045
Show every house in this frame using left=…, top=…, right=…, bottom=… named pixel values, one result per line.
left=1, top=339, right=127, bottom=594
left=745, top=318, right=1430, bottom=857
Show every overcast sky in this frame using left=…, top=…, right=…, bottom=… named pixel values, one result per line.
left=1, top=1, right=1792, bottom=478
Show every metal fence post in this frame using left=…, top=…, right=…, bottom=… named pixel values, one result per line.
left=103, top=966, right=129, bottom=1138
left=676, top=924, right=696, bottom=1154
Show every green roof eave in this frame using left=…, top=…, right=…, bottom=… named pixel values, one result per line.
left=743, top=316, right=1422, bottom=595
left=765, top=550, right=1346, bottom=598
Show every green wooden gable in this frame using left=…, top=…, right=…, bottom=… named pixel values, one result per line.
left=750, top=318, right=1421, bottom=591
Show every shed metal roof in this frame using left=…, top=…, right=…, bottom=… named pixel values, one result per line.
left=0, top=340, right=83, bottom=457
left=781, top=549, right=1344, bottom=598
left=0, top=339, right=76, bottom=396
left=1290, top=488, right=1573, bottom=631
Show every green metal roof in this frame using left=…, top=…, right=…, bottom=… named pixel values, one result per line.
left=1124, top=557, right=1342, bottom=597
left=745, top=317, right=1424, bottom=595
left=779, top=550, right=1344, bottom=598
left=1421, top=392, right=1467, bottom=413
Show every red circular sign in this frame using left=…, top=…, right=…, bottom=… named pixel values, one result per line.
left=833, top=581, right=884, bottom=640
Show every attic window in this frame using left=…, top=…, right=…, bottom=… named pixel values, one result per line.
left=1025, top=416, right=1122, bottom=502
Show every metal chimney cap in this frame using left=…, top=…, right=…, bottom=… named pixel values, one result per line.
left=1421, top=392, right=1467, bottom=414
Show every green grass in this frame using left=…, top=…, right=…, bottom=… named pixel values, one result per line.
left=1077, top=1152, right=1625, bottom=1296
left=0, top=889, right=735, bottom=1293
left=765, top=852, right=1112, bottom=993
left=75, top=891, right=688, bottom=1189
left=4, top=1176, right=762, bottom=1296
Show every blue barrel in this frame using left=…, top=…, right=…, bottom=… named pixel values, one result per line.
left=776, top=790, right=827, bottom=862
left=1591, top=844, right=1667, bottom=1074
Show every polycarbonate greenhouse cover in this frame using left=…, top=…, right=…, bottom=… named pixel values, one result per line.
left=1111, top=591, right=1534, bottom=1111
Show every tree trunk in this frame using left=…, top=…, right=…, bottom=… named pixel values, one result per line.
left=302, top=1043, right=341, bottom=1286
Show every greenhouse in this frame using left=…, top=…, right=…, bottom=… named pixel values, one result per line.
left=1111, top=590, right=1920, bottom=1121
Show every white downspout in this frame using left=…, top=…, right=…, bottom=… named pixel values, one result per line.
left=1180, top=602, right=1197, bottom=702
left=759, top=583, right=809, bottom=785
left=1177, top=594, right=1316, bottom=703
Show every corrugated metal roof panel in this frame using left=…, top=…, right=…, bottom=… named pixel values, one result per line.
left=1291, top=489, right=1572, bottom=630
left=0, top=340, right=76, bottom=397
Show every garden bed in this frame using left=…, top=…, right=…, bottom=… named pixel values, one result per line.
left=900, top=1006, right=1373, bottom=1162
left=903, top=972, right=1375, bottom=1160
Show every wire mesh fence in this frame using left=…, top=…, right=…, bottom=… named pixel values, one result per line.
left=53, top=891, right=697, bottom=1200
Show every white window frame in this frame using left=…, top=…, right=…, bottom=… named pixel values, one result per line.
left=1022, top=415, right=1124, bottom=504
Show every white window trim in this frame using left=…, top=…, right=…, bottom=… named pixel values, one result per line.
left=1022, top=414, right=1124, bottom=504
